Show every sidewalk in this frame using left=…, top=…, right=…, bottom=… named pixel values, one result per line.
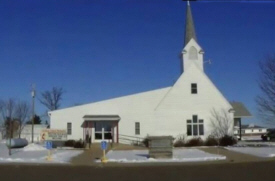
left=70, top=144, right=102, bottom=166
left=70, top=144, right=272, bottom=166
left=70, top=143, right=146, bottom=165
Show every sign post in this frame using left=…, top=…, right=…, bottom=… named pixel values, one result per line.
left=101, top=141, right=108, bottom=163
left=45, top=141, right=53, bottom=161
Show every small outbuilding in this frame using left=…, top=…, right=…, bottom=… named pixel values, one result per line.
left=231, top=102, right=252, bottom=140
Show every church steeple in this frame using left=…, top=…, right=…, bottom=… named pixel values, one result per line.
left=181, top=1, right=204, bottom=73
left=184, top=1, right=197, bottom=46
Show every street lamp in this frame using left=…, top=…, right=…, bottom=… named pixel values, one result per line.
left=7, top=109, right=11, bottom=156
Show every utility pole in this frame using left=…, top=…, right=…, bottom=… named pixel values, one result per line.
left=7, top=109, right=12, bottom=156
left=31, top=84, right=36, bottom=143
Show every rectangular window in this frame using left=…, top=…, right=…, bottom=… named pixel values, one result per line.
left=193, top=125, right=198, bottom=136
left=193, top=115, right=198, bottom=123
left=191, top=83, right=197, bottom=94
left=135, top=122, right=140, bottom=135
left=186, top=116, right=204, bottom=136
left=187, top=125, right=192, bottom=136
left=259, top=129, right=262, bottom=132
left=199, top=124, right=204, bottom=135
left=94, top=122, right=103, bottom=140
left=67, top=122, right=72, bottom=135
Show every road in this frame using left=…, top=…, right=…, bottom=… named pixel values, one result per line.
left=0, top=160, right=275, bottom=181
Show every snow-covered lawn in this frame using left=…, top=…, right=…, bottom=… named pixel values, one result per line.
left=235, top=141, right=275, bottom=147
left=0, top=142, right=83, bottom=164
left=100, top=149, right=226, bottom=163
left=226, top=147, right=275, bottom=158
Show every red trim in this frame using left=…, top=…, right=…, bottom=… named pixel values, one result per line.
left=83, top=127, right=84, bottom=141
left=111, top=123, right=115, bottom=144
left=91, top=122, right=93, bottom=143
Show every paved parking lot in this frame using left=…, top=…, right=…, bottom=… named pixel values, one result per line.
left=1, top=144, right=275, bottom=181
left=0, top=160, right=275, bottom=181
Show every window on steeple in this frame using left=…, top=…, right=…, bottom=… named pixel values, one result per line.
left=189, top=46, right=198, bottom=60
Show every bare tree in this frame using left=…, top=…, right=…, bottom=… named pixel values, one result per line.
left=0, top=100, right=4, bottom=126
left=15, top=101, right=31, bottom=138
left=39, top=87, right=64, bottom=111
left=256, top=54, right=275, bottom=124
left=0, top=99, right=16, bottom=121
left=0, top=99, right=17, bottom=138
left=209, top=108, right=233, bottom=138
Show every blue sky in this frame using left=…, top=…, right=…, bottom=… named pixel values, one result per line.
left=0, top=0, right=275, bottom=126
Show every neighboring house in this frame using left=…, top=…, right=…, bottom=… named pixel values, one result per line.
left=49, top=3, right=250, bottom=144
left=20, top=124, right=48, bottom=142
left=234, top=124, right=267, bottom=140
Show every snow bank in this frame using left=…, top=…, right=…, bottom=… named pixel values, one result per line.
left=52, top=150, right=83, bottom=163
left=226, top=147, right=275, bottom=158
left=235, top=141, right=275, bottom=147
left=0, top=142, right=83, bottom=164
left=99, top=149, right=226, bottom=163
left=0, top=140, right=6, bottom=144
left=23, top=143, right=47, bottom=151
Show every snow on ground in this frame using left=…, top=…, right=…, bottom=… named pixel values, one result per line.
left=235, top=141, right=275, bottom=147
left=226, top=147, right=275, bottom=158
left=23, top=143, right=47, bottom=151
left=100, top=149, right=226, bottom=163
left=0, top=140, right=6, bottom=144
left=0, top=142, right=83, bottom=164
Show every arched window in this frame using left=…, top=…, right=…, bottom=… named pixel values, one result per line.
left=189, top=46, right=198, bottom=60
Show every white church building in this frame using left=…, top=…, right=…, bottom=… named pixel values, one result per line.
left=49, top=3, right=248, bottom=144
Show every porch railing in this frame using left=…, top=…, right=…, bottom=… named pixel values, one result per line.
left=117, top=134, right=146, bottom=146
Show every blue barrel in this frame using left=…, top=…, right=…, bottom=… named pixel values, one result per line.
left=6, top=138, right=28, bottom=148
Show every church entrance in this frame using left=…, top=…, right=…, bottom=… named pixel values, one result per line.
left=94, top=122, right=113, bottom=140
left=81, top=115, right=120, bottom=144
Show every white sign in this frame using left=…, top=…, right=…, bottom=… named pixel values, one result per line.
left=41, top=129, right=67, bottom=141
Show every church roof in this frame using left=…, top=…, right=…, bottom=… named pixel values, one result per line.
left=231, top=101, right=252, bottom=118
left=184, top=2, right=197, bottom=46
left=83, top=115, right=120, bottom=121
left=241, top=124, right=265, bottom=129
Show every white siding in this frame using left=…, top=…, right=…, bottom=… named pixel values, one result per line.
left=244, top=128, right=267, bottom=134
left=50, top=87, right=171, bottom=140
left=50, top=63, right=234, bottom=141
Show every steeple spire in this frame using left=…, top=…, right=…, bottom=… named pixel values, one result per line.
left=184, top=1, right=197, bottom=46
left=181, top=1, right=204, bottom=73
